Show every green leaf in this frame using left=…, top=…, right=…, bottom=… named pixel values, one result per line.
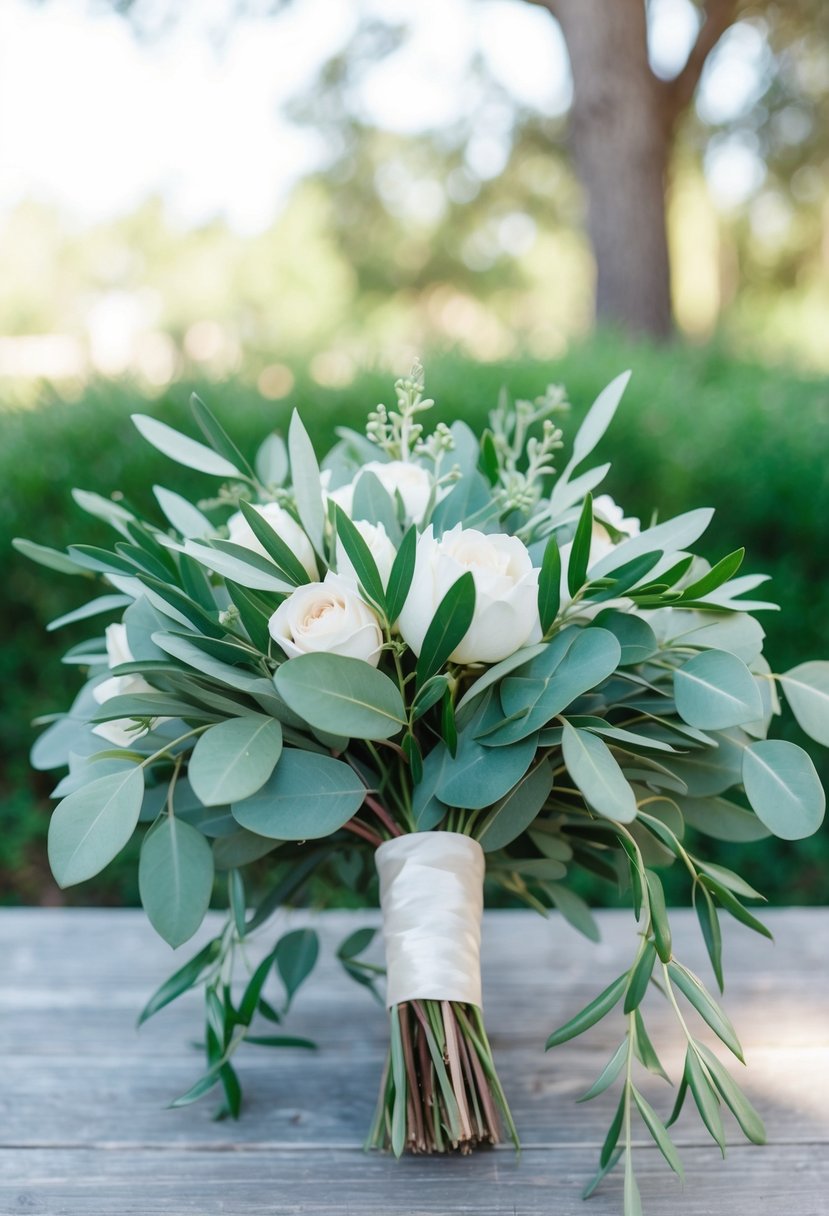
left=542, top=882, right=600, bottom=942
left=561, top=371, right=630, bottom=479
left=779, top=661, right=829, bottom=746
left=153, top=486, right=213, bottom=539
left=48, top=767, right=145, bottom=888
left=700, top=875, right=773, bottom=940
left=191, top=392, right=255, bottom=480
left=385, top=525, right=416, bottom=624
left=411, top=674, right=450, bottom=720
left=567, top=492, right=594, bottom=597
left=600, top=1090, right=626, bottom=1168
left=645, top=870, right=672, bottom=962
left=696, top=1042, right=766, bottom=1144
left=138, top=936, right=222, bottom=1025
left=695, top=884, right=724, bottom=992
left=456, top=643, right=549, bottom=714
left=275, top=928, right=320, bottom=1004
left=668, top=961, right=744, bottom=1062
left=351, top=469, right=401, bottom=540
left=679, top=549, right=745, bottom=601
left=742, top=739, right=825, bottom=839
left=245, top=1035, right=316, bottom=1049
left=275, top=653, right=406, bottom=740
left=562, top=723, right=637, bottom=823
left=389, top=1003, right=407, bottom=1158
left=678, top=795, right=770, bottom=842
left=674, top=650, right=763, bottom=729
left=229, top=869, right=246, bottom=937
left=476, top=759, right=554, bottom=852
left=334, top=505, right=386, bottom=611
left=416, top=571, right=476, bottom=687
left=577, top=1040, right=627, bottom=1102
left=230, top=749, right=365, bottom=839
left=582, top=1148, right=623, bottom=1201
left=236, top=500, right=311, bottom=586
left=337, top=927, right=377, bottom=960
left=132, top=414, right=241, bottom=478
left=590, top=508, right=714, bottom=580
left=666, top=1074, right=688, bottom=1128
left=695, top=861, right=765, bottom=901
left=492, top=627, right=621, bottom=744
left=684, top=1047, right=726, bottom=1153
left=213, top=830, right=280, bottom=869
left=184, top=539, right=293, bottom=592
left=288, top=410, right=324, bottom=553
left=224, top=581, right=272, bottom=652
left=139, top=816, right=215, bottom=948
left=436, top=729, right=538, bottom=811
left=188, top=714, right=283, bottom=807
left=47, top=594, right=131, bottom=632
left=13, top=537, right=93, bottom=577
left=624, top=940, right=657, bottom=1012
left=168, top=1067, right=223, bottom=1108
left=632, top=1009, right=670, bottom=1081
left=632, top=1087, right=684, bottom=1178
left=538, top=535, right=561, bottom=634
left=546, top=971, right=628, bottom=1048
left=255, top=432, right=288, bottom=486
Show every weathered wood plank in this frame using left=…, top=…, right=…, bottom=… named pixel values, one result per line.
left=1, top=908, right=827, bottom=1214
left=1, top=1144, right=827, bottom=1216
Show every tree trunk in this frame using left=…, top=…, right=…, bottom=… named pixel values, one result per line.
left=552, top=0, right=673, bottom=339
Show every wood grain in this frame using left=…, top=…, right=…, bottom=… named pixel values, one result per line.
left=1, top=908, right=827, bottom=1215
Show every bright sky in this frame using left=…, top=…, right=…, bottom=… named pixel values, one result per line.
left=0, top=0, right=762, bottom=234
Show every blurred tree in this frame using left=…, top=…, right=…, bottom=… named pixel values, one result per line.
left=25, top=0, right=829, bottom=352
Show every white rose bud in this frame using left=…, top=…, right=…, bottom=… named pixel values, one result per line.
left=269, top=573, right=384, bottom=666
left=92, top=623, right=158, bottom=747
left=398, top=525, right=540, bottom=665
left=227, top=502, right=319, bottom=580
left=335, top=520, right=397, bottom=589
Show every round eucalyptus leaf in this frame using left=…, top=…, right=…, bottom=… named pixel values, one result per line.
left=779, top=661, right=829, bottom=747
left=742, top=739, right=825, bottom=840
left=139, top=816, right=215, bottom=948
left=561, top=722, right=637, bottom=823
left=274, top=653, right=405, bottom=741
left=674, top=649, right=763, bottom=729
left=231, top=749, right=366, bottom=839
left=188, top=714, right=283, bottom=807
left=48, top=766, right=145, bottom=888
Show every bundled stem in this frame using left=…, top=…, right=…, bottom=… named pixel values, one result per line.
left=366, top=999, right=518, bottom=1155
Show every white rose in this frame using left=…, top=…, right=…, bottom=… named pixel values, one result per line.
left=398, top=525, right=540, bottom=665
left=227, top=502, right=319, bottom=580
left=335, top=520, right=397, bottom=589
left=92, top=623, right=158, bottom=747
left=269, top=573, right=384, bottom=666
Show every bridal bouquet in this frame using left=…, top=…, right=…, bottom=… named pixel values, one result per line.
left=17, top=365, right=827, bottom=1211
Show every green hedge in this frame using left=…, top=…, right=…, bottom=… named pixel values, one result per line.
left=3, top=335, right=828, bottom=905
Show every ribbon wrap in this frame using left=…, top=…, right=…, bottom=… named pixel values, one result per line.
left=376, top=832, right=485, bottom=1008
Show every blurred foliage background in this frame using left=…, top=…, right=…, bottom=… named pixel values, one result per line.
left=1, top=0, right=827, bottom=906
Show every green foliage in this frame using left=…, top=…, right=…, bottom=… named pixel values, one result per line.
left=3, top=335, right=829, bottom=908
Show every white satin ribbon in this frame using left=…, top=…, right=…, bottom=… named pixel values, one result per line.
left=375, top=832, right=485, bottom=1008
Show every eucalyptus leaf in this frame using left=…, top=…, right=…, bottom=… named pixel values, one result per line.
left=188, top=714, right=283, bottom=807
left=231, top=749, right=365, bottom=839
left=139, top=816, right=215, bottom=948
left=674, top=650, right=763, bottom=729
left=779, top=661, right=829, bottom=746
left=48, top=766, right=145, bottom=888
left=476, top=759, right=554, bottom=851
left=562, top=723, right=637, bottom=823
left=742, top=739, right=825, bottom=839
left=275, top=653, right=405, bottom=741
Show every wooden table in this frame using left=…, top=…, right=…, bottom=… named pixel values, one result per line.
left=1, top=908, right=827, bottom=1215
